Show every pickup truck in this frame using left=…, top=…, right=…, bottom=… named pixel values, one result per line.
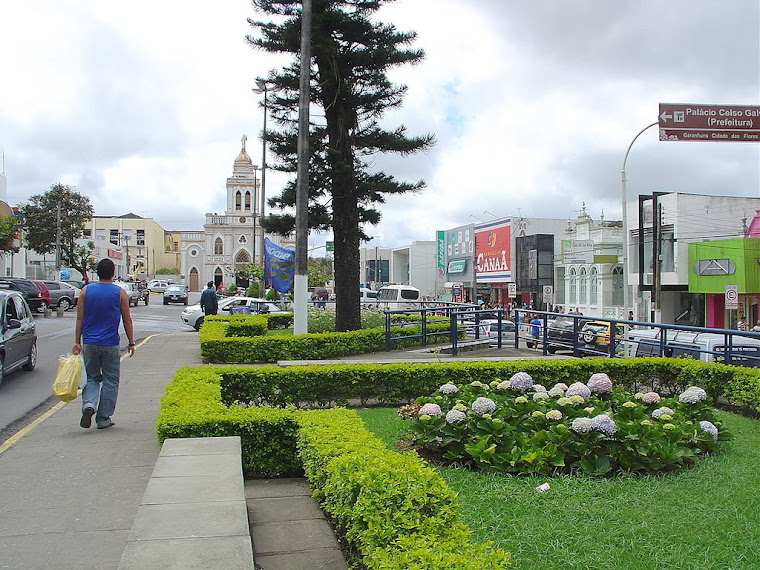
left=116, top=282, right=143, bottom=307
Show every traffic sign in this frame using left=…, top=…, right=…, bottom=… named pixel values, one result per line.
left=659, top=103, right=760, bottom=143
left=725, top=285, right=739, bottom=310
left=542, top=285, right=553, bottom=304
left=326, top=241, right=334, bottom=252
left=507, top=283, right=517, bottom=298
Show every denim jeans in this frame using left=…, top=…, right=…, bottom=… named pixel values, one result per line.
left=81, top=344, right=121, bottom=427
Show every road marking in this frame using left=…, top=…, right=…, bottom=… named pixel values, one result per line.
left=0, top=334, right=162, bottom=455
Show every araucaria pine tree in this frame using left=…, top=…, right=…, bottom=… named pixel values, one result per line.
left=247, top=0, right=435, bottom=331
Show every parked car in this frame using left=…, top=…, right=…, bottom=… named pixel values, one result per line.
left=62, top=279, right=87, bottom=289
left=163, top=284, right=189, bottom=305
left=148, top=280, right=170, bottom=293
left=115, top=282, right=142, bottom=307
left=628, top=328, right=760, bottom=367
left=546, top=317, right=590, bottom=354
left=0, top=290, right=37, bottom=383
left=578, top=320, right=626, bottom=356
left=0, top=278, right=45, bottom=312
left=485, top=319, right=516, bottom=344
left=181, top=296, right=286, bottom=331
left=42, top=280, right=78, bottom=311
left=30, top=280, right=52, bottom=313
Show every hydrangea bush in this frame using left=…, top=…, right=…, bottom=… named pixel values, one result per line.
left=404, top=376, right=731, bottom=476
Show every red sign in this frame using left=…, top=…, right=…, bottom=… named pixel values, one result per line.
left=475, top=220, right=511, bottom=282
left=108, top=249, right=123, bottom=260
left=659, top=103, right=760, bottom=142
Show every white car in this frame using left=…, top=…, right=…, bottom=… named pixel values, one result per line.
left=148, top=280, right=170, bottom=293
left=181, top=296, right=287, bottom=331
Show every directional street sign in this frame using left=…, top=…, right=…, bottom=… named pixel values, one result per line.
left=658, top=103, right=760, bottom=143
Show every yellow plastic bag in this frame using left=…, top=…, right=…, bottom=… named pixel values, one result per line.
left=52, top=354, right=84, bottom=403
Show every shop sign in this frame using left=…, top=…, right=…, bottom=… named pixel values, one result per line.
left=447, top=259, right=467, bottom=274
left=475, top=219, right=511, bottom=282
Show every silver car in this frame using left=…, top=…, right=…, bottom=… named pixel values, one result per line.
left=181, top=296, right=285, bottom=331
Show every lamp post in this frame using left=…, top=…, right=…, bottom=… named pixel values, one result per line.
left=251, top=81, right=270, bottom=269
left=621, top=121, right=657, bottom=321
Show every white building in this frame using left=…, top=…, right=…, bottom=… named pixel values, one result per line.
left=388, top=241, right=437, bottom=298
left=179, top=137, right=292, bottom=291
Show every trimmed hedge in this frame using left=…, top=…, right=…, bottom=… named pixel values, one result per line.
left=156, top=368, right=510, bottom=568
left=199, top=319, right=459, bottom=364
left=218, top=357, right=760, bottom=414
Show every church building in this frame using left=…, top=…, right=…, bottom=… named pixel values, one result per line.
left=180, top=136, right=291, bottom=291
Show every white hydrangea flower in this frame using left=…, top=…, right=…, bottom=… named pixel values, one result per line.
left=532, top=384, right=547, bottom=393
left=641, top=392, right=661, bottom=404
left=566, top=382, right=591, bottom=400
left=587, top=373, right=613, bottom=394
left=496, top=380, right=511, bottom=391
left=509, top=372, right=533, bottom=392
left=418, top=403, right=443, bottom=416
left=591, top=414, right=618, bottom=436
left=554, top=383, right=569, bottom=391
left=569, top=395, right=585, bottom=404
left=453, top=403, right=467, bottom=412
left=439, top=383, right=459, bottom=395
left=699, top=420, right=719, bottom=441
left=678, top=390, right=700, bottom=404
left=471, top=397, right=497, bottom=416
left=570, top=417, right=594, bottom=433
left=652, top=406, right=675, bottom=419
left=556, top=397, right=572, bottom=407
left=533, top=392, right=550, bottom=402
left=548, top=387, right=565, bottom=398
left=445, top=409, right=467, bottom=424
left=584, top=407, right=595, bottom=414
left=545, top=410, right=563, bottom=421
left=684, top=386, right=707, bottom=401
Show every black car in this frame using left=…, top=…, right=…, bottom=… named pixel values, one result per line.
left=546, top=317, right=589, bottom=354
left=0, top=278, right=45, bottom=311
left=0, top=290, right=37, bottom=383
left=163, top=284, right=189, bottom=305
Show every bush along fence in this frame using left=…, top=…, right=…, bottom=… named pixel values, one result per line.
left=199, top=316, right=459, bottom=364
left=156, top=366, right=510, bottom=569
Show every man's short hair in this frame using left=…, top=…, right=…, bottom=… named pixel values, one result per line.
left=207, top=281, right=214, bottom=288
left=96, top=259, right=115, bottom=280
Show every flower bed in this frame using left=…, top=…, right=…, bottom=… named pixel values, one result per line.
left=406, top=372, right=730, bottom=475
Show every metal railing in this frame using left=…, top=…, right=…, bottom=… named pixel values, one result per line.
left=382, top=303, right=479, bottom=350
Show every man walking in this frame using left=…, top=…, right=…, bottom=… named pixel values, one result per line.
left=200, top=281, right=218, bottom=316
left=73, top=259, right=135, bottom=430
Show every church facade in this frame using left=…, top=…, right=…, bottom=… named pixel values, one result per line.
left=180, top=137, right=291, bottom=291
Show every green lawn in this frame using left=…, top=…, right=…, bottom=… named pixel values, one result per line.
left=356, top=407, right=760, bottom=569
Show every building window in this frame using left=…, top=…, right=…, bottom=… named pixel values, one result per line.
left=214, top=237, right=223, bottom=255
left=238, top=235, right=247, bottom=244
left=569, top=267, right=577, bottom=305
left=235, top=191, right=242, bottom=211
left=83, top=229, right=91, bottom=239
left=590, top=267, right=599, bottom=305
left=190, top=248, right=198, bottom=257
left=579, top=267, right=587, bottom=305
left=110, top=229, right=118, bottom=245
left=244, top=191, right=251, bottom=210
left=96, top=229, right=105, bottom=241
left=612, top=266, right=623, bottom=306
left=136, top=229, right=145, bottom=246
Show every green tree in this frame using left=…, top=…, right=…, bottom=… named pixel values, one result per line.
left=247, top=0, right=434, bottom=331
left=307, top=256, right=333, bottom=288
left=19, top=183, right=95, bottom=279
left=0, top=215, right=20, bottom=253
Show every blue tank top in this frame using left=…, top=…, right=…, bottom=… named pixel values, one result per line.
left=82, top=282, right=123, bottom=346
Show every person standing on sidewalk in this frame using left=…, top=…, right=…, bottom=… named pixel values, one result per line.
left=73, top=259, right=135, bottom=430
left=200, top=281, right=218, bottom=316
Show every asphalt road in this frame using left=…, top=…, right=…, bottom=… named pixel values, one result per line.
left=0, top=291, right=201, bottom=438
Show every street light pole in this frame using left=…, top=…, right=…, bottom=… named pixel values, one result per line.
left=252, top=81, right=271, bottom=270
left=621, top=121, right=657, bottom=321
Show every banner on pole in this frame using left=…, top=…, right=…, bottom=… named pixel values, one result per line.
left=264, top=238, right=295, bottom=293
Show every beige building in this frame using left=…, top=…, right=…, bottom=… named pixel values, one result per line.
left=83, top=214, right=180, bottom=278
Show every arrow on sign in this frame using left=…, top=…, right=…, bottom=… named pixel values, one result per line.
left=660, top=111, right=672, bottom=122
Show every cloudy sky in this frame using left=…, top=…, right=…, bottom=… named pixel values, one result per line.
left=1, top=0, right=758, bottom=252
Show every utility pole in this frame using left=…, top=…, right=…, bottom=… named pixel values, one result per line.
left=55, top=203, right=61, bottom=276
left=293, top=0, right=312, bottom=335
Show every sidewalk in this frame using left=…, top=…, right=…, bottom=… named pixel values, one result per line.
left=0, top=333, right=202, bottom=569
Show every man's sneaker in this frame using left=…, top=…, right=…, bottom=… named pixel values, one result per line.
left=80, top=407, right=95, bottom=429
left=97, top=421, right=115, bottom=430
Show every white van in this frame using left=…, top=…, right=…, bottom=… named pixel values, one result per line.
left=628, top=328, right=760, bottom=367
left=377, top=284, right=421, bottom=310
left=359, top=288, right=378, bottom=304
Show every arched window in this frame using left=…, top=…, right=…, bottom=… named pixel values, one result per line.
left=612, top=266, right=623, bottom=306
left=235, top=191, right=242, bottom=211
left=214, top=237, right=223, bottom=255
left=569, top=268, right=577, bottom=305
left=235, top=249, right=251, bottom=263
left=244, top=191, right=251, bottom=211
left=579, top=267, right=588, bottom=306
left=590, top=267, right=599, bottom=305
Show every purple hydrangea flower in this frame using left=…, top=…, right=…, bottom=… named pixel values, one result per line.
left=439, top=383, right=459, bottom=395
left=699, top=420, right=718, bottom=440
left=591, top=414, right=617, bottom=436
left=471, top=397, right=497, bottom=416
left=566, top=382, right=591, bottom=400
left=532, top=384, right=547, bottom=393
left=587, top=373, right=613, bottom=394
left=652, top=406, right=675, bottom=419
left=418, top=403, right=443, bottom=416
left=678, top=391, right=700, bottom=404
left=509, top=372, right=533, bottom=392
left=641, top=392, right=661, bottom=404
left=570, top=417, right=594, bottom=433
left=684, top=386, right=707, bottom=401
